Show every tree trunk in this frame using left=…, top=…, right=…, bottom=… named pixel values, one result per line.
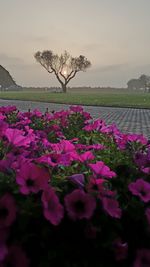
left=62, top=84, right=67, bottom=93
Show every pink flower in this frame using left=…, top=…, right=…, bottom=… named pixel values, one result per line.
left=128, top=179, right=150, bottom=203
left=69, top=105, right=83, bottom=113
left=50, top=140, right=75, bottom=154
left=133, top=248, right=150, bottom=267
left=89, top=161, right=116, bottom=178
left=16, top=162, right=50, bottom=195
left=127, top=134, right=148, bottom=145
left=0, top=194, right=17, bottom=228
left=113, top=238, right=128, bottom=261
left=101, top=197, right=122, bottom=218
left=87, top=177, right=105, bottom=194
left=5, top=128, right=32, bottom=147
left=65, top=189, right=96, bottom=220
left=0, top=106, right=17, bottom=114
left=36, top=154, right=57, bottom=167
left=1, top=245, right=29, bottom=267
left=145, top=208, right=150, bottom=225
left=141, top=167, right=150, bottom=174
left=79, top=151, right=95, bottom=162
left=0, top=121, right=8, bottom=138
left=83, top=119, right=105, bottom=132
left=41, top=188, right=64, bottom=225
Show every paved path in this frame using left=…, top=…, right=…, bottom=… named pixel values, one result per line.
left=0, top=99, right=150, bottom=138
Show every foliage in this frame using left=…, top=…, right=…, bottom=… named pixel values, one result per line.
left=0, top=105, right=150, bottom=267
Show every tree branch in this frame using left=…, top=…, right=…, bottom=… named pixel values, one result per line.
left=66, top=70, right=78, bottom=84
left=39, top=62, right=53, bottom=74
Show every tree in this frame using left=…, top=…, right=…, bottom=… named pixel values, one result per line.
left=127, top=74, right=150, bottom=91
left=34, top=50, right=91, bottom=93
left=139, top=74, right=150, bottom=91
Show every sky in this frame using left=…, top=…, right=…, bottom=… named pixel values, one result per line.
left=0, top=0, right=150, bottom=88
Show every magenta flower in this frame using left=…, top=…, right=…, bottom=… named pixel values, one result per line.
left=16, top=162, right=50, bottom=195
left=41, top=188, right=64, bottom=225
left=0, top=194, right=17, bottom=229
left=89, top=161, right=116, bottom=178
left=5, top=128, right=33, bottom=147
left=0, top=245, right=29, bottom=267
left=127, top=134, right=148, bottom=145
left=133, top=249, right=150, bottom=267
left=0, top=105, right=17, bottom=115
left=87, top=177, right=106, bottom=194
left=75, top=143, right=105, bottom=151
left=0, top=121, right=8, bottom=138
left=145, top=208, right=150, bottom=225
left=64, top=189, right=96, bottom=220
left=49, top=140, right=75, bottom=153
left=69, top=105, right=83, bottom=113
left=141, top=167, right=150, bottom=175
left=83, top=119, right=105, bottom=132
left=36, top=154, right=57, bottom=167
left=128, top=179, right=150, bottom=203
left=113, top=238, right=128, bottom=261
left=101, top=197, right=122, bottom=218
left=79, top=151, right=95, bottom=162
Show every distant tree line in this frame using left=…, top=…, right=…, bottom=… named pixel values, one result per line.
left=127, top=74, right=150, bottom=92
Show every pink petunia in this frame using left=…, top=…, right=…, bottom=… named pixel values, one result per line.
left=127, top=134, right=148, bottom=145
left=41, top=188, right=64, bottom=225
left=0, top=194, right=17, bottom=229
left=101, top=197, right=122, bottom=219
left=16, top=162, right=50, bottom=195
left=86, top=177, right=105, bottom=194
left=89, top=161, right=116, bottom=178
left=128, top=179, right=150, bottom=203
left=83, top=119, right=105, bottom=132
left=79, top=151, right=95, bottom=162
left=141, top=167, right=150, bottom=174
left=69, top=105, right=83, bottom=113
left=36, top=154, right=57, bottom=167
left=65, top=189, right=96, bottom=221
left=5, top=128, right=33, bottom=147
left=133, top=248, right=150, bottom=267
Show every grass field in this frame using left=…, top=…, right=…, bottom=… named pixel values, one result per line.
left=0, top=89, right=150, bottom=108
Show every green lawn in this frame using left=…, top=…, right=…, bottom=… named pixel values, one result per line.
left=0, top=90, right=150, bottom=108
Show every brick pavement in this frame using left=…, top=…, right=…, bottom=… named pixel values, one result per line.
left=0, top=99, right=150, bottom=138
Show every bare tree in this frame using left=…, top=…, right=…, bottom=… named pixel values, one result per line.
left=34, top=50, right=91, bottom=93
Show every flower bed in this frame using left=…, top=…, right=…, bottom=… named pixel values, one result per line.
left=0, top=105, right=150, bottom=267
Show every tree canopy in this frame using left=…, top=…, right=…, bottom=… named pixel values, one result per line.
left=34, top=50, right=91, bottom=93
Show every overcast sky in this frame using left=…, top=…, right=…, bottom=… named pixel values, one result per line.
left=0, top=0, right=150, bottom=87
